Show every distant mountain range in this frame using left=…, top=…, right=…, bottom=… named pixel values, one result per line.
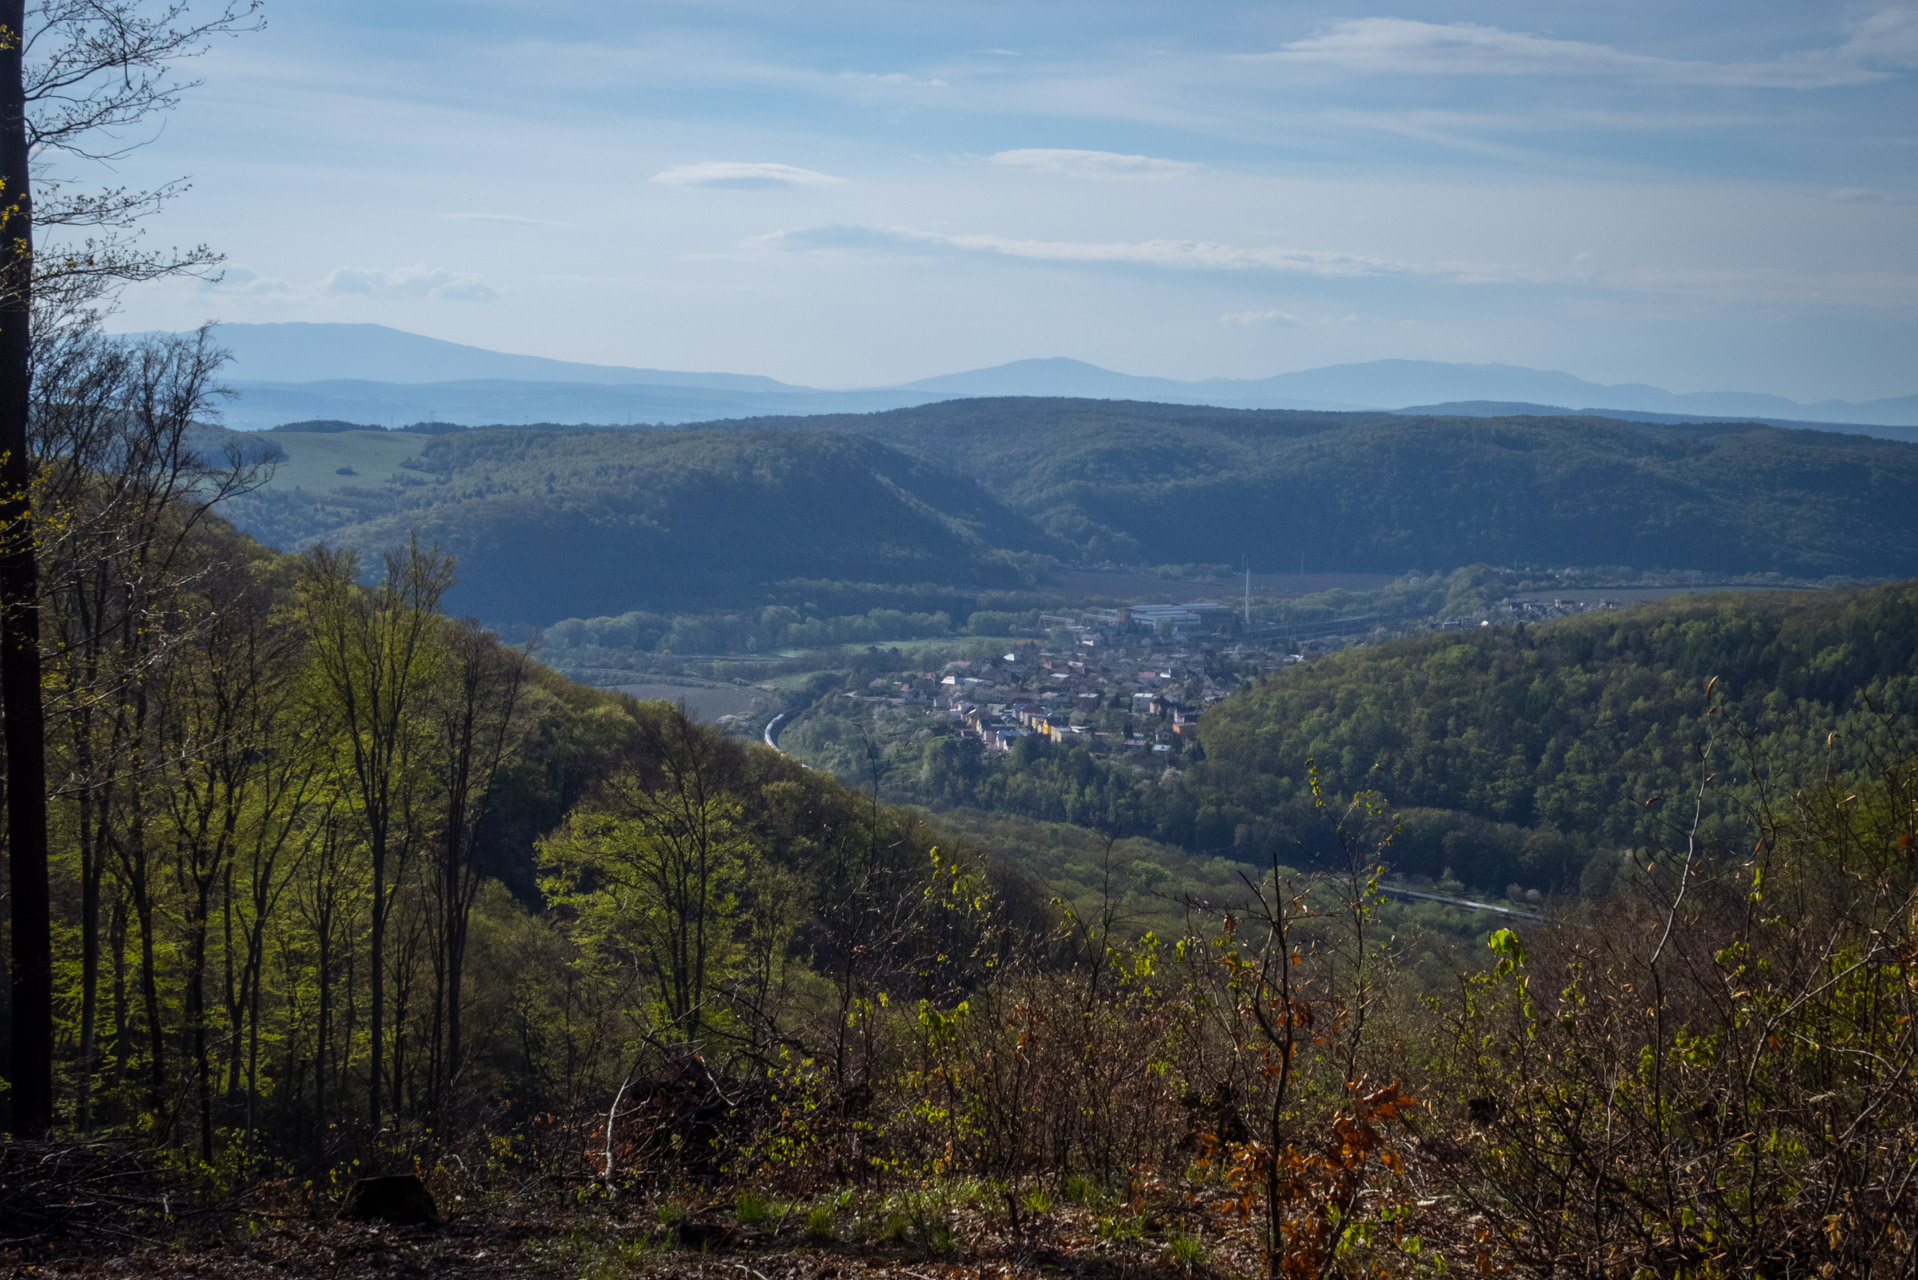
left=147, top=322, right=1918, bottom=432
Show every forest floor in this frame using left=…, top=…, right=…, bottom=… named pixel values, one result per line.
left=3, top=1195, right=1494, bottom=1279
left=4, top=1210, right=1243, bottom=1279
left=1, top=1141, right=1490, bottom=1278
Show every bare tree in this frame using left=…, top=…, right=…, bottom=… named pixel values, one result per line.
left=34, top=325, right=258, bottom=1132
left=429, top=620, right=529, bottom=1111
left=300, top=539, right=453, bottom=1129
left=153, top=550, right=314, bottom=1162
left=2, top=0, right=260, bottom=1138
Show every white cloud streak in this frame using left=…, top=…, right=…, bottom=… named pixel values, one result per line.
left=989, top=148, right=1200, bottom=181
left=763, top=224, right=1415, bottom=277
left=651, top=161, right=847, bottom=189
left=323, top=264, right=497, bottom=301
left=836, top=70, right=947, bottom=88
left=203, top=265, right=294, bottom=297
left=1261, top=15, right=1912, bottom=89
left=756, top=224, right=1918, bottom=307
left=1220, top=309, right=1362, bottom=327
left=440, top=212, right=576, bottom=228
left=1221, top=309, right=1300, bottom=325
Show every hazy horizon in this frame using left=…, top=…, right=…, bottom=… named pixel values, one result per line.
left=95, top=2, right=1918, bottom=402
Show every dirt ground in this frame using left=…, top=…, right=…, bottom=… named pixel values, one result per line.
left=3, top=1190, right=1500, bottom=1280
left=3, top=1210, right=1236, bottom=1279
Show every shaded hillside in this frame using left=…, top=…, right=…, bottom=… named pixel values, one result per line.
left=223, top=428, right=1053, bottom=622
left=220, top=400, right=1918, bottom=622
left=719, top=399, right=1918, bottom=576
left=1184, top=581, right=1918, bottom=890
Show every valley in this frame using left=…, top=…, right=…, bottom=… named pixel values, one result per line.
left=8, top=0, right=1918, bottom=1270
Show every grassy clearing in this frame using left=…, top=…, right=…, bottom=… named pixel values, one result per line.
left=248, top=429, right=423, bottom=493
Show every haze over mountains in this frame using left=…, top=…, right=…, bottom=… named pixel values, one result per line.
left=180, top=323, right=1918, bottom=433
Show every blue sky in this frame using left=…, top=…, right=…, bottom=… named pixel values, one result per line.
left=93, top=1, right=1918, bottom=400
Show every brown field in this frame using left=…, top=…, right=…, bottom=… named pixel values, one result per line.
left=608, top=681, right=769, bottom=723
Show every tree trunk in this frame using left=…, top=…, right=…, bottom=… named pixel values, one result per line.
left=109, top=897, right=129, bottom=1111
left=134, top=883, right=166, bottom=1112
left=0, top=0, right=52, bottom=1141
left=315, top=902, right=331, bottom=1137
left=75, top=763, right=101, bottom=1133
left=187, top=875, right=214, bottom=1163
left=369, top=838, right=385, bottom=1129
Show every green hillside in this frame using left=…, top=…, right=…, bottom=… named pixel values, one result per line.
left=216, top=399, right=1918, bottom=625
left=1182, top=580, right=1918, bottom=891
left=221, top=427, right=1052, bottom=622
left=728, top=398, right=1918, bottom=576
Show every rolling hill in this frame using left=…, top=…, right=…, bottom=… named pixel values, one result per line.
left=717, top=399, right=1918, bottom=577
left=213, top=400, right=1918, bottom=626
left=1182, top=579, right=1918, bottom=892
left=218, top=427, right=1052, bottom=622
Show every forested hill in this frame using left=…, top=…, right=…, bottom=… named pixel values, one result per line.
left=719, top=398, right=1918, bottom=575
left=1182, top=580, right=1918, bottom=892
left=217, top=399, right=1918, bottom=623
left=222, top=428, right=1053, bottom=622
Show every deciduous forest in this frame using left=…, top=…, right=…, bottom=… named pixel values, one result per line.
left=207, top=402, right=1918, bottom=624
left=2, top=4, right=1916, bottom=1277
left=4, top=323, right=1917, bottom=1280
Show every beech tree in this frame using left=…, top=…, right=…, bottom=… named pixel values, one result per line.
left=299, top=539, right=453, bottom=1128
left=2, top=0, right=261, bottom=1138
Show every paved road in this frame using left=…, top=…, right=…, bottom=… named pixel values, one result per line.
left=1378, top=884, right=1544, bottom=922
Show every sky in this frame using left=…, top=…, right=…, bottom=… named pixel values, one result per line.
left=76, top=1, right=1918, bottom=400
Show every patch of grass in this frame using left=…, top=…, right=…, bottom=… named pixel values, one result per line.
left=1020, top=1185, right=1053, bottom=1216
left=1097, top=1213, right=1146, bottom=1242
left=1167, top=1229, right=1206, bottom=1269
left=871, top=1187, right=958, bottom=1254
left=545, top=1223, right=661, bottom=1280
left=1062, top=1173, right=1111, bottom=1209
left=804, top=1204, right=836, bottom=1240
left=734, top=1188, right=777, bottom=1227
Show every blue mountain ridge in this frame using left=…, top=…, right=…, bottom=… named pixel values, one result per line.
left=137, top=323, right=1918, bottom=431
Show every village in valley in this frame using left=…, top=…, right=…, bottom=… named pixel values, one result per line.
left=900, top=601, right=1270, bottom=762
left=775, top=586, right=1643, bottom=774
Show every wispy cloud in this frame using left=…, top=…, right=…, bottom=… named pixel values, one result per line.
left=202, top=265, right=295, bottom=297
left=1830, top=186, right=1917, bottom=204
left=755, top=223, right=1918, bottom=308
left=762, top=224, right=1413, bottom=277
left=1221, top=309, right=1301, bottom=325
left=836, top=70, right=947, bottom=88
left=1260, top=15, right=1909, bottom=89
left=1837, top=5, right=1918, bottom=69
left=1220, top=309, right=1362, bottom=327
left=989, top=148, right=1200, bottom=181
left=651, top=161, right=847, bottom=190
left=323, top=264, right=497, bottom=302
left=439, top=211, right=576, bottom=228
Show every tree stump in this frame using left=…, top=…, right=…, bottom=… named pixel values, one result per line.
left=337, top=1174, right=440, bottom=1225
